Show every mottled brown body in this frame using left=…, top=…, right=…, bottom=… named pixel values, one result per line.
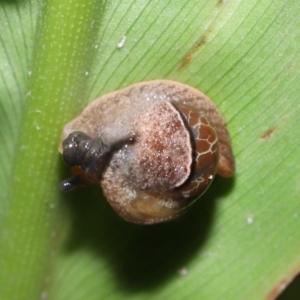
left=60, top=80, right=235, bottom=224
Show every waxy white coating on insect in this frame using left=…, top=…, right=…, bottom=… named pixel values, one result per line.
left=60, top=80, right=235, bottom=224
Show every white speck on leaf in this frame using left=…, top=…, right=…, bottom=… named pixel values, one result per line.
left=34, top=122, right=40, bottom=130
left=178, top=267, right=188, bottom=276
left=32, top=109, right=42, bottom=114
left=40, top=291, right=48, bottom=299
left=117, top=36, right=126, bottom=48
left=20, top=145, right=28, bottom=151
left=49, top=203, right=55, bottom=209
left=247, top=215, right=254, bottom=224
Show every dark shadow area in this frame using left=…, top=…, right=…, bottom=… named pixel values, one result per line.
left=59, top=159, right=236, bottom=292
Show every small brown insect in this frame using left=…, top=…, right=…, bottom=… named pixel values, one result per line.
left=59, top=80, right=235, bottom=224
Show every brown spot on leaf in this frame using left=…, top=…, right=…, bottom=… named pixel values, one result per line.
left=217, top=0, right=229, bottom=7
left=260, top=117, right=288, bottom=141
left=260, top=127, right=277, bottom=141
left=179, top=0, right=230, bottom=70
left=194, top=37, right=208, bottom=54
left=180, top=54, right=193, bottom=69
left=179, top=32, right=210, bottom=70
left=266, top=268, right=300, bottom=300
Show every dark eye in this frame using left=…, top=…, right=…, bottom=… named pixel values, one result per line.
left=62, top=131, right=110, bottom=177
left=62, top=131, right=92, bottom=166
left=59, top=80, right=234, bottom=224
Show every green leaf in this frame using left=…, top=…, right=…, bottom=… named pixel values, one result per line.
left=1, top=0, right=300, bottom=299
